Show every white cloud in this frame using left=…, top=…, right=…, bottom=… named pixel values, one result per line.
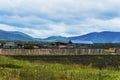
left=0, top=0, right=120, bottom=38
left=0, top=24, right=38, bottom=37
left=0, top=24, right=16, bottom=31
left=0, top=23, right=68, bottom=38
left=0, top=17, right=120, bottom=38
left=1, top=0, right=120, bottom=18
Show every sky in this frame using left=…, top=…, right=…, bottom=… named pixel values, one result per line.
left=0, top=0, right=120, bottom=38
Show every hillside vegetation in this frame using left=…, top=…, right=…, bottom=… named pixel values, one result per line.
left=0, top=55, right=120, bottom=80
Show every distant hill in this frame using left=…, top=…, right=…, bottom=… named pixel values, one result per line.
left=0, top=30, right=69, bottom=42
left=42, top=36, right=70, bottom=43
left=0, top=30, right=34, bottom=41
left=1, top=30, right=120, bottom=43
left=68, top=31, right=120, bottom=43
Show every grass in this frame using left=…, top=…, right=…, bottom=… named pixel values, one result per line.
left=0, top=55, right=120, bottom=80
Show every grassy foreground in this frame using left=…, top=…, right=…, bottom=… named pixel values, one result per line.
left=0, top=55, right=120, bottom=80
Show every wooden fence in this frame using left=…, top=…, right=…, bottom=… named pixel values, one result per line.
left=0, top=49, right=111, bottom=55
left=1, top=48, right=120, bottom=55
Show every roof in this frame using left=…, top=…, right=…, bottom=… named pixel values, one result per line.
left=71, top=40, right=93, bottom=44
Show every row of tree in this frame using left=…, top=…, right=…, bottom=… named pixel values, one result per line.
left=1, top=40, right=120, bottom=49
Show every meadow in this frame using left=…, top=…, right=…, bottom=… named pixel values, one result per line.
left=0, top=55, right=120, bottom=80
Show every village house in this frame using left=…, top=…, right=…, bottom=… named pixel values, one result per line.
left=3, top=42, right=17, bottom=48
left=17, top=43, right=24, bottom=48
left=32, top=44, right=40, bottom=49
left=52, top=41, right=68, bottom=48
left=71, top=40, right=93, bottom=48
left=52, top=40, right=93, bottom=49
left=52, top=42, right=67, bottom=48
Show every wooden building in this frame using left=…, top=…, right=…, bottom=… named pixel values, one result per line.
left=53, top=42, right=67, bottom=48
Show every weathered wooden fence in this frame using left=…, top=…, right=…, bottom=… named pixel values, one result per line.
left=0, top=49, right=109, bottom=55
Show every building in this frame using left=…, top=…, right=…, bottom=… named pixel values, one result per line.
left=17, top=43, right=24, bottom=48
left=3, top=42, right=17, bottom=48
left=32, top=45, right=39, bottom=49
left=52, top=40, right=70, bottom=48
left=71, top=40, right=93, bottom=48
left=53, top=42, right=67, bottom=48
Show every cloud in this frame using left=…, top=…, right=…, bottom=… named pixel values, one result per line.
left=0, top=0, right=120, bottom=38
left=0, top=23, right=68, bottom=38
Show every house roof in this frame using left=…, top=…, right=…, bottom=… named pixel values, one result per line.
left=71, top=40, right=93, bottom=44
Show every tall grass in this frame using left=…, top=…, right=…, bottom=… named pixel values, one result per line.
left=0, top=55, right=120, bottom=80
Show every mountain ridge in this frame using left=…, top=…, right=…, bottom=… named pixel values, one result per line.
left=68, top=31, right=120, bottom=43
left=0, top=30, right=33, bottom=41
left=0, top=30, right=120, bottom=43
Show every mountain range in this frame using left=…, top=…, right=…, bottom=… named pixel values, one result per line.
left=68, top=31, right=120, bottom=43
left=0, top=30, right=33, bottom=41
left=0, top=30, right=69, bottom=42
left=0, top=30, right=120, bottom=43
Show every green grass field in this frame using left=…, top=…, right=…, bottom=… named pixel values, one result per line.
left=0, top=55, right=120, bottom=80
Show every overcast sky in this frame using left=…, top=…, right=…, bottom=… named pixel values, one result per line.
left=0, top=0, right=120, bottom=38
